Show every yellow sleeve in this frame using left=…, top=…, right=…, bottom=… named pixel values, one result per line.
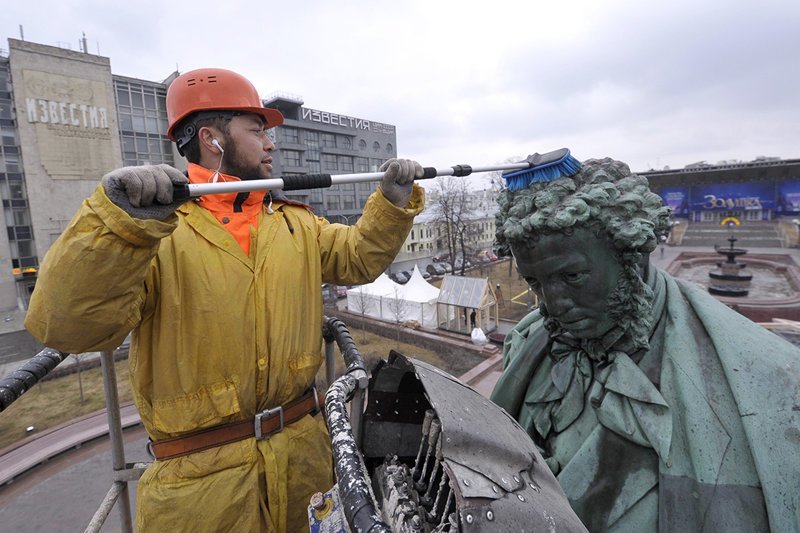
left=317, top=184, right=425, bottom=286
left=24, top=184, right=176, bottom=353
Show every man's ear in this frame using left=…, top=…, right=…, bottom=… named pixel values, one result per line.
left=197, top=126, right=220, bottom=154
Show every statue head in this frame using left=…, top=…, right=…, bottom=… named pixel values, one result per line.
left=495, top=158, right=671, bottom=343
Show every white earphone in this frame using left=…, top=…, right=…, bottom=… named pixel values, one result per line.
left=212, top=138, right=224, bottom=153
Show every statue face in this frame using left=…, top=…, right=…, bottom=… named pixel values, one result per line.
left=512, top=227, right=623, bottom=339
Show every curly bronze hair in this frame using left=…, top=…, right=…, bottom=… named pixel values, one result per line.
left=494, top=158, right=671, bottom=261
left=495, top=158, right=672, bottom=346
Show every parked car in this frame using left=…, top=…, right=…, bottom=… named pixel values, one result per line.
left=334, top=285, right=348, bottom=298
left=390, top=271, right=410, bottom=284
left=426, top=263, right=446, bottom=276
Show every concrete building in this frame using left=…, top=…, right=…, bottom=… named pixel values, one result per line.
left=264, top=92, right=396, bottom=221
left=391, top=188, right=498, bottom=273
left=642, top=157, right=800, bottom=223
left=0, top=37, right=398, bottom=312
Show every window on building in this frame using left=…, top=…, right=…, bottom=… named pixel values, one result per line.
left=0, top=101, right=12, bottom=120
left=359, top=139, right=367, bottom=150
left=323, top=154, right=337, bottom=170
left=343, top=194, right=355, bottom=210
left=305, top=130, right=319, bottom=147
left=283, top=150, right=301, bottom=167
left=305, top=148, right=320, bottom=161
left=338, top=155, right=354, bottom=172
left=307, top=160, right=321, bottom=173
left=280, top=127, right=299, bottom=143
left=370, top=159, right=383, bottom=171
left=1, top=153, right=20, bottom=173
left=321, top=133, right=336, bottom=148
left=114, top=78, right=173, bottom=166
left=326, top=194, right=340, bottom=210
left=386, top=143, right=394, bottom=154
left=337, top=136, right=352, bottom=149
left=356, top=157, right=369, bottom=172
left=14, top=239, right=35, bottom=259
left=373, top=141, right=380, bottom=152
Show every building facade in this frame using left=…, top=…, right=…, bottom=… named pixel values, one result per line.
left=391, top=189, right=498, bottom=273
left=642, top=158, right=800, bottom=223
left=0, top=37, right=398, bottom=311
left=264, top=93, right=396, bottom=222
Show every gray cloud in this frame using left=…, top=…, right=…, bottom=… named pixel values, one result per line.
left=3, top=0, right=797, bottom=175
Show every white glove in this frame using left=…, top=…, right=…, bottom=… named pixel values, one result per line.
left=379, top=158, right=423, bottom=207
left=101, top=164, right=190, bottom=220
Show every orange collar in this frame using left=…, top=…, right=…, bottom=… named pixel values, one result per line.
left=187, top=164, right=268, bottom=256
left=187, top=163, right=268, bottom=211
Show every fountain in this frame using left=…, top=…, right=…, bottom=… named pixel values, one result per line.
left=708, top=232, right=752, bottom=297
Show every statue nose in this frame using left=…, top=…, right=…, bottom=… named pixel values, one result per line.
left=541, top=284, right=572, bottom=317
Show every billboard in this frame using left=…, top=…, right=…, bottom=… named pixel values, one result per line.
left=777, top=180, right=800, bottom=214
left=659, top=187, right=690, bottom=217
left=690, top=181, right=775, bottom=211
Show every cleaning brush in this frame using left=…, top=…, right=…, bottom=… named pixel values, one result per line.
left=173, top=148, right=582, bottom=199
left=501, top=148, right=582, bottom=192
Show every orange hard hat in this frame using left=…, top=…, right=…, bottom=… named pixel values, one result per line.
left=166, top=68, right=284, bottom=142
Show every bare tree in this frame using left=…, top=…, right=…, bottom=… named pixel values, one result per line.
left=386, top=285, right=409, bottom=348
left=352, top=286, right=374, bottom=344
left=485, top=159, right=518, bottom=277
left=430, top=177, right=482, bottom=276
left=72, top=353, right=89, bottom=404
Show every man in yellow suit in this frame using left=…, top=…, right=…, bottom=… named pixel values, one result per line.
left=25, top=68, right=424, bottom=531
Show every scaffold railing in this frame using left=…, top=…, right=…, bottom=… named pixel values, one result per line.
left=0, top=318, right=347, bottom=532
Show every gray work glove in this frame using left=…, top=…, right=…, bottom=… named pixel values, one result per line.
left=379, top=158, right=423, bottom=207
left=101, top=164, right=190, bottom=220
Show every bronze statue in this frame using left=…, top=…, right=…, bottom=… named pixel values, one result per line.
left=491, top=158, right=800, bottom=531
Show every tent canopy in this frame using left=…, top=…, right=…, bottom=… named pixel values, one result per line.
left=346, top=265, right=440, bottom=328
left=402, top=265, right=440, bottom=302
left=347, top=272, right=400, bottom=298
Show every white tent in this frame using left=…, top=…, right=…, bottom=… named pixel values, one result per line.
left=346, top=273, right=400, bottom=320
left=394, top=265, right=441, bottom=327
left=346, top=266, right=441, bottom=328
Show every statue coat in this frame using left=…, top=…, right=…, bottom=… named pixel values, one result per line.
left=491, top=267, right=800, bottom=532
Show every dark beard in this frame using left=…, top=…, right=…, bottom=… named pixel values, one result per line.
left=541, top=265, right=653, bottom=347
left=219, top=139, right=266, bottom=180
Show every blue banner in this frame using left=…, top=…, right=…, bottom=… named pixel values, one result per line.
left=777, top=180, right=800, bottom=214
left=690, top=181, right=775, bottom=211
left=659, top=187, right=690, bottom=217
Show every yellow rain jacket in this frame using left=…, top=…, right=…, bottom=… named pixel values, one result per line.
left=26, top=174, right=424, bottom=532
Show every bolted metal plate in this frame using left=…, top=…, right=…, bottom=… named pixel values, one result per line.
left=411, top=359, right=535, bottom=493
left=362, top=353, right=588, bottom=533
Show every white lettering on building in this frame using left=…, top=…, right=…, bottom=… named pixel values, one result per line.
left=25, top=97, right=109, bottom=129
left=301, top=107, right=372, bottom=131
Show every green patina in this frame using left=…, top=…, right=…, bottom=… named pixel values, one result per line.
left=491, top=158, right=800, bottom=532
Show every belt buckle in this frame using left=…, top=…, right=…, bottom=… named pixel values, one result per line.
left=255, top=406, right=284, bottom=440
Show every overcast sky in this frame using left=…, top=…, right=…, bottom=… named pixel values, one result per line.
left=3, top=0, right=798, bottom=184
